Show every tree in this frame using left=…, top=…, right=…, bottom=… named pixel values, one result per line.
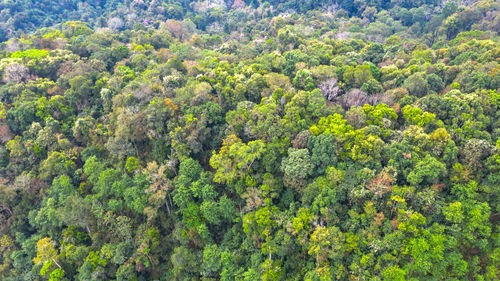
left=319, top=78, right=343, bottom=102
left=107, top=17, right=124, bottom=31
left=381, top=265, right=406, bottom=281
left=337, top=89, right=373, bottom=109
left=173, top=158, right=203, bottom=208
left=123, top=174, right=149, bottom=214
left=461, top=139, right=494, bottom=177
left=3, top=63, right=32, bottom=83
left=144, top=161, right=174, bottom=218
left=210, top=135, right=265, bottom=186
left=281, top=148, right=313, bottom=189
left=39, top=151, right=76, bottom=181
left=125, top=157, right=141, bottom=174
left=200, top=200, right=221, bottom=225
left=293, top=69, right=316, bottom=91
left=47, top=175, right=75, bottom=205
left=201, top=244, right=221, bottom=277
left=426, top=73, right=444, bottom=93
left=402, top=106, right=436, bottom=128
left=443, top=182, right=492, bottom=247
left=72, top=115, right=96, bottom=145
left=62, top=21, right=93, bottom=37
left=171, top=246, right=200, bottom=279
left=362, top=43, right=385, bottom=64
left=343, top=65, right=373, bottom=88
left=404, top=72, right=429, bottom=97
left=442, top=1, right=458, bottom=18
left=407, top=155, right=446, bottom=186
left=307, top=133, right=337, bottom=176
left=34, top=237, right=64, bottom=277
left=308, top=226, right=343, bottom=266
left=261, top=259, right=282, bottom=281
left=105, top=107, right=148, bottom=160
left=360, top=78, right=384, bottom=95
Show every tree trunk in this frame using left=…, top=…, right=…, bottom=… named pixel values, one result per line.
left=51, top=258, right=64, bottom=272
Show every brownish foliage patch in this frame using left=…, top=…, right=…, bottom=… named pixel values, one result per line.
left=0, top=121, right=12, bottom=143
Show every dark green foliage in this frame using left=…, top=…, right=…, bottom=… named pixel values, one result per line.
left=307, top=133, right=337, bottom=176
left=404, top=72, right=430, bottom=97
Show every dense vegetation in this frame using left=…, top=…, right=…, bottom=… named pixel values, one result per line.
left=2, top=0, right=500, bottom=43
left=0, top=0, right=499, bottom=280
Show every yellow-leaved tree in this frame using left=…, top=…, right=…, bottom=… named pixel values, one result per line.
left=34, top=237, right=64, bottom=279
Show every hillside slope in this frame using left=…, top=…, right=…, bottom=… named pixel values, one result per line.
left=0, top=1, right=499, bottom=280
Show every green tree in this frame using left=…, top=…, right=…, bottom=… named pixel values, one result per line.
left=210, top=135, right=265, bottom=187
left=307, top=133, right=337, bottom=176
left=281, top=148, right=313, bottom=189
left=407, top=155, right=446, bottom=186
left=404, top=72, right=429, bottom=97
left=34, top=237, right=64, bottom=277
left=293, top=69, right=316, bottom=91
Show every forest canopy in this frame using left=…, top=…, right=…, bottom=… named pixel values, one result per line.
left=0, top=0, right=499, bottom=280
